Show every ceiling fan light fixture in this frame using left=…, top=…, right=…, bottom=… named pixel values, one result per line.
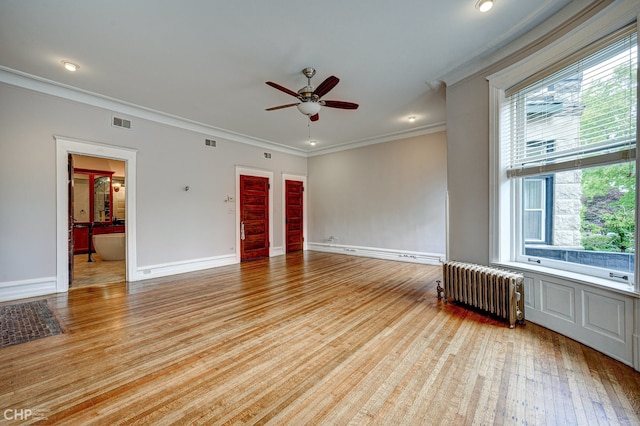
left=476, top=0, right=494, bottom=13
left=297, top=101, right=321, bottom=116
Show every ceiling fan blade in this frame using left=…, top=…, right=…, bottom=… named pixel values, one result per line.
left=322, top=100, right=359, bottom=110
left=265, top=103, right=299, bottom=111
left=313, top=76, right=339, bottom=98
left=310, top=113, right=319, bottom=122
left=266, top=81, right=300, bottom=98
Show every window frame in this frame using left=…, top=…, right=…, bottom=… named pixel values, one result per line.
left=488, top=21, right=639, bottom=294
left=522, top=175, right=554, bottom=245
left=515, top=168, right=635, bottom=284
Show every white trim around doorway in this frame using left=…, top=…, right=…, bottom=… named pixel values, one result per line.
left=55, top=136, right=138, bottom=292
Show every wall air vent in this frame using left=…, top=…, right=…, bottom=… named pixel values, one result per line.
left=205, top=139, right=217, bottom=147
left=264, top=152, right=272, bottom=159
left=112, top=116, right=132, bottom=129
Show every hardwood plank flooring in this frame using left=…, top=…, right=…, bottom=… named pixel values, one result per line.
left=72, top=254, right=125, bottom=288
left=1, top=251, right=639, bottom=425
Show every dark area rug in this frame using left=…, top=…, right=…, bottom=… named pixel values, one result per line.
left=0, top=300, right=63, bottom=348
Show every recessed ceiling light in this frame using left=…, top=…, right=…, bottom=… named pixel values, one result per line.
left=62, top=61, right=79, bottom=72
left=476, top=0, right=494, bottom=13
left=408, top=116, right=416, bottom=123
left=309, top=140, right=317, bottom=146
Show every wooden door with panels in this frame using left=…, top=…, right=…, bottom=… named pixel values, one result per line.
left=240, top=175, right=270, bottom=261
left=285, top=180, right=304, bottom=253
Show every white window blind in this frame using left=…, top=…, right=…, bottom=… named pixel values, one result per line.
left=506, top=24, right=637, bottom=178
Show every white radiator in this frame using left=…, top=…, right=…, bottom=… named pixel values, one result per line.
left=440, top=261, right=525, bottom=328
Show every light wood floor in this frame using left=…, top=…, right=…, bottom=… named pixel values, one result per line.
left=72, top=254, right=125, bottom=288
left=1, top=252, right=639, bottom=425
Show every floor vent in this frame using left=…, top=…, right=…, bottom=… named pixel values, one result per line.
left=205, top=139, right=217, bottom=147
left=112, top=116, right=131, bottom=129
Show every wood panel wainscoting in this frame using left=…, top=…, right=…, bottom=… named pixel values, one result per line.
left=1, top=252, right=639, bottom=424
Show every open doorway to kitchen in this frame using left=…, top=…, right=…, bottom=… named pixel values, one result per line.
left=56, top=136, right=137, bottom=293
left=70, top=154, right=126, bottom=287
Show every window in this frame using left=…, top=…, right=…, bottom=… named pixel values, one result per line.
left=495, top=24, right=637, bottom=288
left=523, top=178, right=545, bottom=241
left=523, top=175, right=553, bottom=244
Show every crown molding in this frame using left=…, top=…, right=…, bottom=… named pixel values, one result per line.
left=306, top=122, right=447, bottom=157
left=0, top=66, right=308, bottom=157
left=0, top=66, right=447, bottom=158
left=442, top=0, right=619, bottom=87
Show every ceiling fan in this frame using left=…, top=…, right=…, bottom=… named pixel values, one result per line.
left=265, top=67, right=359, bottom=122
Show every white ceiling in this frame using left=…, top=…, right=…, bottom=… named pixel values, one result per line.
left=0, top=0, right=575, bottom=154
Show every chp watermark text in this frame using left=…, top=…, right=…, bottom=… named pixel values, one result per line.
left=3, top=408, right=49, bottom=422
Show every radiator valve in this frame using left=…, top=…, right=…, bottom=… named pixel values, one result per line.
left=436, top=280, right=444, bottom=300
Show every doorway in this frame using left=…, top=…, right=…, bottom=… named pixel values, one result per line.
left=239, top=174, right=270, bottom=261
left=282, top=173, right=307, bottom=254
left=56, top=136, right=137, bottom=293
left=70, top=154, right=126, bottom=287
left=285, top=180, right=303, bottom=253
left=235, top=167, right=273, bottom=263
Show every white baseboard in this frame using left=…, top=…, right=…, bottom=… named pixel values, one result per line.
left=133, top=254, right=237, bottom=281
left=0, top=277, right=58, bottom=302
left=271, top=246, right=285, bottom=257
left=308, top=242, right=444, bottom=266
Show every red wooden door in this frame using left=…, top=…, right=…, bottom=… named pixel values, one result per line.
left=285, top=180, right=303, bottom=253
left=240, top=175, right=270, bottom=261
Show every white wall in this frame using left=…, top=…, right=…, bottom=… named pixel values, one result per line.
left=0, top=79, right=447, bottom=298
left=0, top=82, right=306, bottom=297
left=446, top=78, right=490, bottom=264
left=307, top=133, right=447, bottom=263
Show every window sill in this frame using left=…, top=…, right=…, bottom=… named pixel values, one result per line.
left=492, top=261, right=639, bottom=298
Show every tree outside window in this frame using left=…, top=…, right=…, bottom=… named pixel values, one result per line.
left=580, top=61, right=637, bottom=253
